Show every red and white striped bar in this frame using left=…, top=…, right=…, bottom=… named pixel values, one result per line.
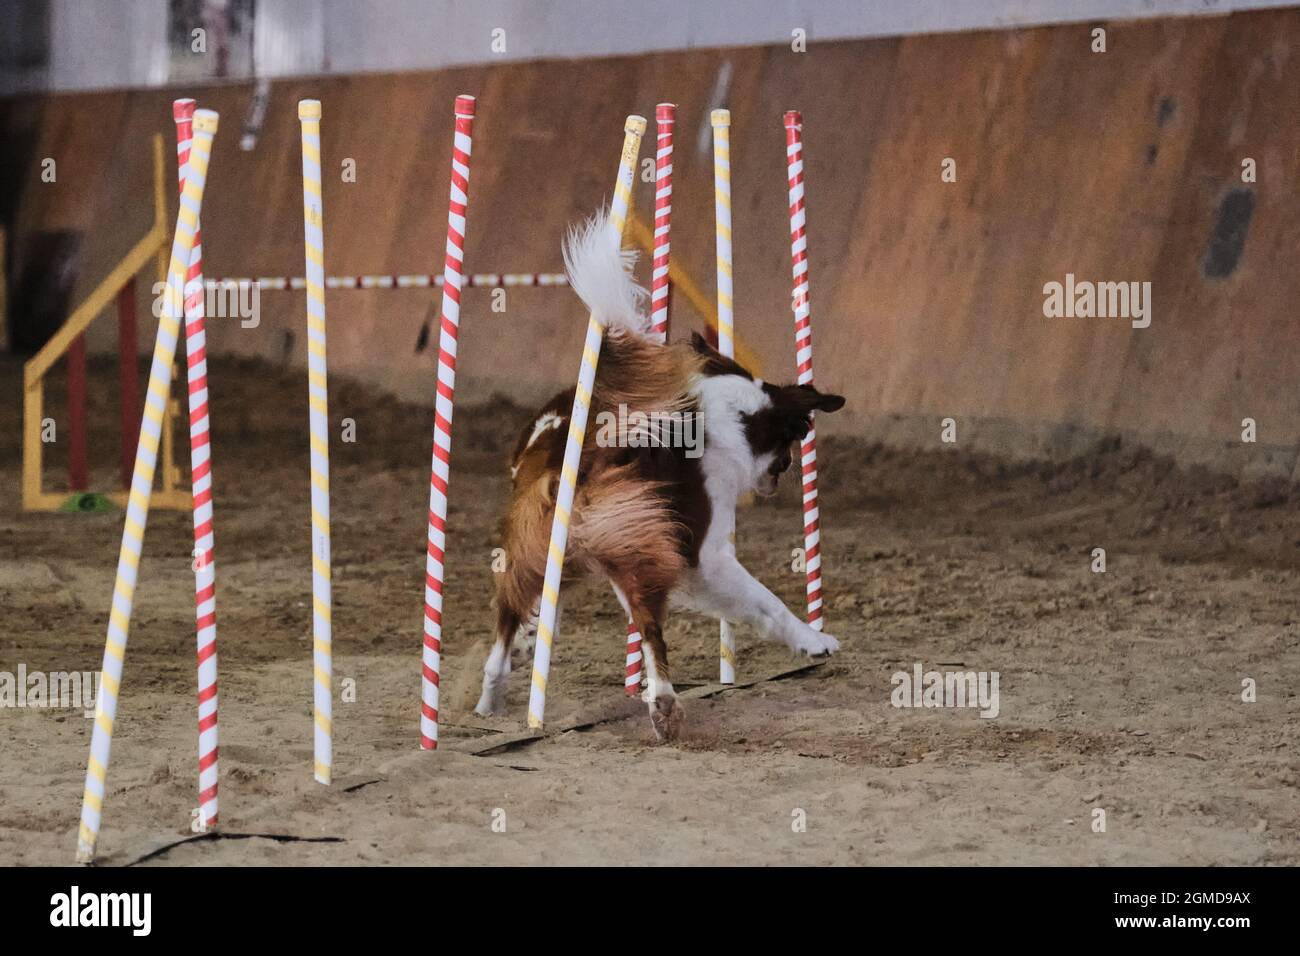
left=784, top=110, right=825, bottom=631
left=622, top=102, right=678, bottom=696
left=204, top=273, right=565, bottom=290
left=174, top=98, right=220, bottom=828
left=421, top=94, right=476, bottom=751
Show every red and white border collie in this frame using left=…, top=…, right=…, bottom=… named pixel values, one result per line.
left=476, top=210, right=845, bottom=740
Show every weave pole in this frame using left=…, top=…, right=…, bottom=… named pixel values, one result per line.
left=784, top=110, right=824, bottom=631
left=623, top=102, right=676, bottom=696
left=75, top=109, right=220, bottom=864
left=421, top=94, right=476, bottom=751
left=712, top=108, right=738, bottom=683
left=528, top=115, right=646, bottom=728
left=650, top=103, right=676, bottom=339
left=298, top=100, right=332, bottom=784
left=174, top=98, right=219, bottom=829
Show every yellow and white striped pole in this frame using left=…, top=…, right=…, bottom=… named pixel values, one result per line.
left=527, top=114, right=646, bottom=729
left=76, top=109, right=220, bottom=864
left=712, top=108, right=738, bottom=684
left=298, top=99, right=332, bottom=785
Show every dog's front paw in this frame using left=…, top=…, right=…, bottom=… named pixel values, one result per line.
left=793, top=628, right=840, bottom=658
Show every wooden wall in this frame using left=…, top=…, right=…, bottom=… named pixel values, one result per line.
left=4, top=8, right=1299, bottom=475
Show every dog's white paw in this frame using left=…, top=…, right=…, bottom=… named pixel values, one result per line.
left=473, top=686, right=508, bottom=717
left=793, top=628, right=840, bottom=658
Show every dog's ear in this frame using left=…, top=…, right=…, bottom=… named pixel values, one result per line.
left=783, top=384, right=846, bottom=414
left=815, top=389, right=846, bottom=413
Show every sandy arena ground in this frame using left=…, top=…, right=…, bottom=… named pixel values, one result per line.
left=1, top=354, right=1297, bottom=865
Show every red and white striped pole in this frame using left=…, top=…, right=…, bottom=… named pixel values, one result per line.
left=421, top=94, right=476, bottom=750
left=173, top=98, right=220, bottom=827
left=784, top=110, right=825, bottom=631
left=649, top=103, right=675, bottom=338
left=622, top=102, right=676, bottom=696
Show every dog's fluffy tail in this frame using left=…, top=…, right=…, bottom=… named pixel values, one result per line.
left=563, top=208, right=649, bottom=336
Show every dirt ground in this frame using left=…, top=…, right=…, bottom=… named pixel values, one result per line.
left=1, top=353, right=1297, bottom=866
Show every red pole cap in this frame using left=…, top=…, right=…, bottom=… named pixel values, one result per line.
left=173, top=98, right=197, bottom=122
left=656, top=103, right=676, bottom=123
left=454, top=94, right=476, bottom=117
left=783, top=110, right=802, bottom=129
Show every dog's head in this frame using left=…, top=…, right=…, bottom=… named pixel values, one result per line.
left=687, top=332, right=845, bottom=496
left=744, top=382, right=846, bottom=496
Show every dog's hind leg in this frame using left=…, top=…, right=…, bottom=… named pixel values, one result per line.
left=639, top=626, right=681, bottom=741
left=475, top=602, right=520, bottom=717
left=476, top=552, right=545, bottom=717
left=612, top=578, right=681, bottom=741
left=575, top=475, right=686, bottom=737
